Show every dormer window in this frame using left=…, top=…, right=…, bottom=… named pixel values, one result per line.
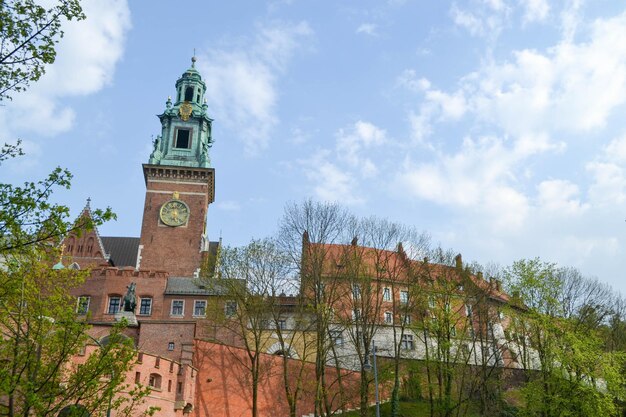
left=175, top=128, right=191, bottom=149
left=184, top=86, right=194, bottom=101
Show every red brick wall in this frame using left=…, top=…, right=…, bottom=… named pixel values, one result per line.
left=70, top=268, right=168, bottom=323
left=138, top=168, right=213, bottom=277
left=138, top=321, right=196, bottom=362
left=193, top=341, right=363, bottom=417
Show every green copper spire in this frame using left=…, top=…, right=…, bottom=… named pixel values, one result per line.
left=148, top=57, right=213, bottom=168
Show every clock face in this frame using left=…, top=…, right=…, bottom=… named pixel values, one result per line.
left=159, top=200, right=190, bottom=227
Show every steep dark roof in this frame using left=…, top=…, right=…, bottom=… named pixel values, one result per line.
left=101, top=237, right=140, bottom=267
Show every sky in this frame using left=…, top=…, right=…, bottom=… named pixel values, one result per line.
left=2, top=0, right=626, bottom=295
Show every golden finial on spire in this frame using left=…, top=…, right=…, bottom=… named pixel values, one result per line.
left=59, top=243, right=66, bottom=263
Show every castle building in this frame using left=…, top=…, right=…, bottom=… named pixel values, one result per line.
left=61, top=59, right=523, bottom=417
left=64, top=58, right=227, bottom=416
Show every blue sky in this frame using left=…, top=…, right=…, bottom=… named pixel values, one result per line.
left=3, top=0, right=626, bottom=294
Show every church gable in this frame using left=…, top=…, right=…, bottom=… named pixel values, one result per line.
left=61, top=198, right=110, bottom=268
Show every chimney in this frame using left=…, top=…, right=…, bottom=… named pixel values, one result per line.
left=351, top=236, right=358, bottom=246
left=454, top=254, right=462, bottom=270
left=302, top=230, right=309, bottom=245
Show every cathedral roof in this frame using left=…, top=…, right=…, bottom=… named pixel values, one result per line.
left=100, top=236, right=140, bottom=267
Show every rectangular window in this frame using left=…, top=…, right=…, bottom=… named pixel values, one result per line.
left=225, top=301, right=237, bottom=317
left=451, top=327, right=457, bottom=337
left=384, top=311, right=393, bottom=324
left=168, top=342, right=175, bottom=351
left=401, top=334, right=414, bottom=350
left=174, top=128, right=191, bottom=149
left=193, top=300, right=207, bottom=317
left=277, top=319, right=287, bottom=330
left=428, top=296, right=436, bottom=309
left=171, top=300, right=184, bottom=316
left=352, top=284, right=361, bottom=300
left=400, top=290, right=409, bottom=304
left=107, top=296, right=121, bottom=314
left=403, top=314, right=412, bottom=325
left=383, top=287, right=391, bottom=301
left=465, top=304, right=473, bottom=318
left=76, top=296, right=90, bottom=315
left=330, top=330, right=344, bottom=346
left=139, top=298, right=152, bottom=316
left=352, top=309, right=361, bottom=321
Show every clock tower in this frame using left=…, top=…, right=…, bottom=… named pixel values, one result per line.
left=137, top=57, right=215, bottom=276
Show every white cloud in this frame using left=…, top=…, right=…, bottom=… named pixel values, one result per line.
left=519, top=0, right=549, bottom=23
left=300, top=150, right=364, bottom=205
left=397, top=135, right=531, bottom=232
left=403, top=10, right=626, bottom=145
left=336, top=121, right=387, bottom=178
left=0, top=0, right=131, bottom=138
left=299, top=121, right=389, bottom=203
left=586, top=135, right=626, bottom=207
left=356, top=23, right=378, bottom=36
left=536, top=179, right=586, bottom=214
left=451, top=5, right=487, bottom=37
left=199, top=21, right=313, bottom=156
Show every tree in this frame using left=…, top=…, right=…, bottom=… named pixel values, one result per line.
left=0, top=0, right=111, bottom=255
left=0, top=0, right=85, bottom=101
left=278, top=199, right=353, bottom=417
left=0, top=141, right=115, bottom=254
left=204, top=238, right=294, bottom=417
left=504, top=258, right=625, bottom=417
left=0, top=249, right=151, bottom=417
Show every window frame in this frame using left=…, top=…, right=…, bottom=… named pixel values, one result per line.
left=107, top=296, right=121, bottom=315
left=400, top=290, right=409, bottom=304
left=174, top=127, right=193, bottom=149
left=148, top=373, right=162, bottom=390
left=138, top=297, right=152, bottom=316
left=193, top=300, right=207, bottom=317
left=352, top=283, right=361, bottom=300
left=170, top=300, right=184, bottom=317
left=384, top=311, right=393, bottom=325
left=225, top=301, right=237, bottom=317
left=330, top=330, right=344, bottom=346
left=76, top=296, right=90, bottom=315
left=401, top=334, right=415, bottom=350
left=382, top=287, right=391, bottom=302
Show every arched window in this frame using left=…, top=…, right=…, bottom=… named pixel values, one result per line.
left=66, top=237, right=75, bottom=253
left=184, top=86, right=194, bottom=101
left=86, top=237, right=94, bottom=254
left=149, top=373, right=162, bottom=390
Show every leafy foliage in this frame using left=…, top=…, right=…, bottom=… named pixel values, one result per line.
left=0, top=0, right=85, bottom=101
left=0, top=249, right=147, bottom=417
left=0, top=140, right=115, bottom=254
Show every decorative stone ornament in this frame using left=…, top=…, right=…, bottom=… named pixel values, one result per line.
left=179, top=101, right=192, bottom=121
